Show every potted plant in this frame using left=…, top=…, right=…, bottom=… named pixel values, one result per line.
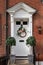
left=26, top=36, right=36, bottom=53
left=26, top=36, right=36, bottom=45
left=26, top=36, right=36, bottom=65
left=6, top=37, right=16, bottom=55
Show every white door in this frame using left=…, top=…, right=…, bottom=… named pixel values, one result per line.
left=14, top=18, right=33, bottom=56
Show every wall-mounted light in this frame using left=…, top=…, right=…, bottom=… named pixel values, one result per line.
left=37, top=26, right=42, bottom=34
left=41, top=0, right=43, bottom=3
left=5, top=24, right=8, bottom=29
left=3, top=24, right=8, bottom=29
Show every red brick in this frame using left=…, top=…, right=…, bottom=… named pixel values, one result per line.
left=0, top=0, right=43, bottom=60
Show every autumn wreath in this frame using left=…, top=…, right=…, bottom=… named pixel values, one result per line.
left=17, top=25, right=26, bottom=37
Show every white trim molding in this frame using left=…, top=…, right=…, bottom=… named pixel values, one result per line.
left=7, top=2, right=36, bottom=56
left=7, top=2, right=36, bottom=14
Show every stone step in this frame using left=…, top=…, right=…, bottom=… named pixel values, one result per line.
left=15, top=59, right=29, bottom=64
left=8, top=59, right=34, bottom=65
left=10, top=63, right=34, bottom=65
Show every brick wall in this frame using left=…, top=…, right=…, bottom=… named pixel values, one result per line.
left=0, top=0, right=43, bottom=60
left=0, top=0, right=6, bottom=57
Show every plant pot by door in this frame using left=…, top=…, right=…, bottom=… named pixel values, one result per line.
left=10, top=45, right=15, bottom=55
left=27, top=44, right=33, bottom=55
left=10, top=45, right=16, bottom=64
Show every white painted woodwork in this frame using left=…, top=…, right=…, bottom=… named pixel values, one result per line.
left=7, top=2, right=36, bottom=56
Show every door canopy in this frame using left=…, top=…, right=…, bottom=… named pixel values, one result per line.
left=7, top=2, right=36, bottom=37
left=7, top=2, right=36, bottom=14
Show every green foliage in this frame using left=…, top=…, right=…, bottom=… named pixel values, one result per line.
left=17, top=24, right=26, bottom=36
left=26, top=36, right=36, bottom=46
left=6, top=37, right=16, bottom=46
left=18, top=24, right=23, bottom=30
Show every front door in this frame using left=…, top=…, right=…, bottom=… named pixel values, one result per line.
left=14, top=18, right=32, bottom=56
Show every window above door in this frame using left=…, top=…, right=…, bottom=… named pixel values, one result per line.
left=16, top=18, right=29, bottom=25
left=16, top=21, right=28, bottom=25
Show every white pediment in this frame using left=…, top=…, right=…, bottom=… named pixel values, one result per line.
left=14, top=9, right=31, bottom=18
left=7, top=2, right=36, bottom=14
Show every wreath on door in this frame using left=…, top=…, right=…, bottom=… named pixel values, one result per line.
left=17, top=24, right=26, bottom=37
